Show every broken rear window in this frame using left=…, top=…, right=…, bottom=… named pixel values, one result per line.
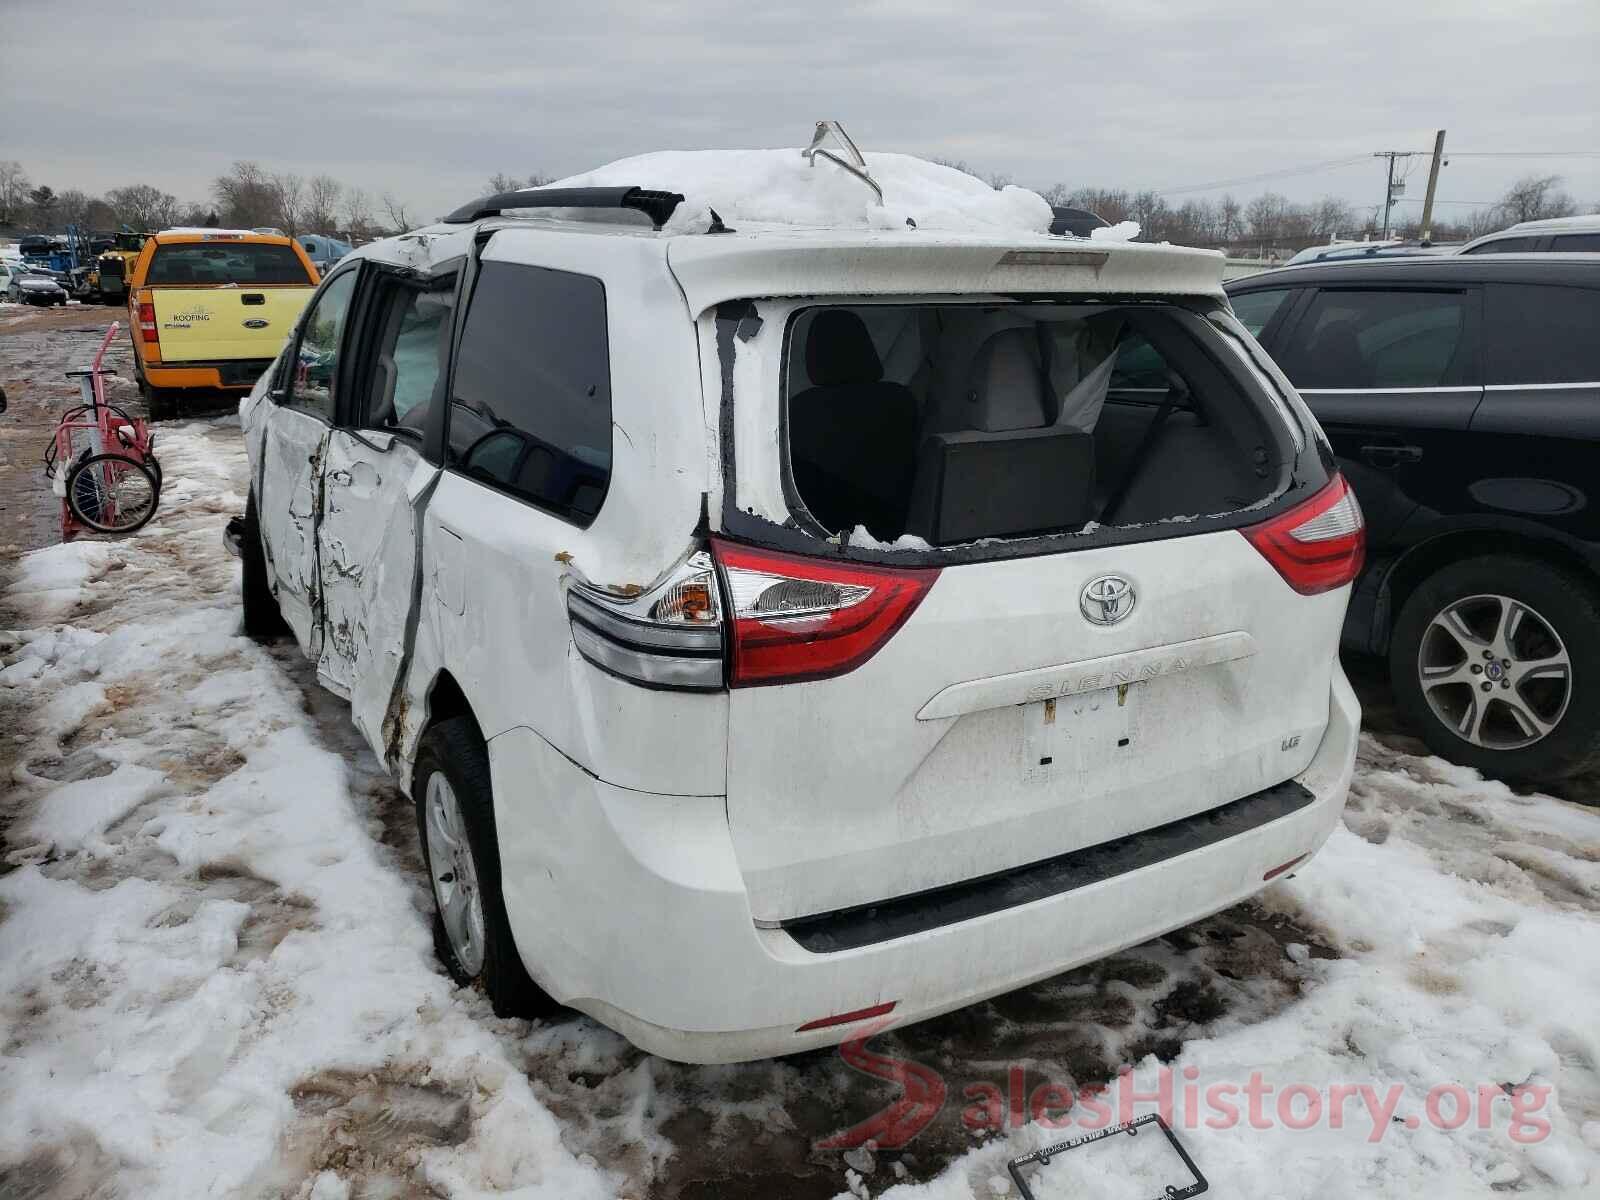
left=783, top=302, right=1291, bottom=547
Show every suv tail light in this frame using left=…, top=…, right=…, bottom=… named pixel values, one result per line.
left=711, top=538, right=940, bottom=687
left=566, top=551, right=724, bottom=691
left=1242, top=474, right=1365, bottom=595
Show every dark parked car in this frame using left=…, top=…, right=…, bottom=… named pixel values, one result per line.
left=1227, top=254, right=1600, bottom=782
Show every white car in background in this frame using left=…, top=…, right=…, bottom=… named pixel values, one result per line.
left=1458, top=213, right=1600, bottom=255
left=231, top=156, right=1362, bottom=1063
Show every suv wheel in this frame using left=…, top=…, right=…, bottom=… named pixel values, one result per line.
left=1390, top=555, right=1600, bottom=783
left=240, top=495, right=288, bottom=640
left=413, top=717, right=557, bottom=1018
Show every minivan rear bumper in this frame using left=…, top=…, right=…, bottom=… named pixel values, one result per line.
left=487, top=666, right=1359, bottom=1064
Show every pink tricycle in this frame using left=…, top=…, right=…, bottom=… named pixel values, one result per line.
left=45, top=322, right=163, bottom=539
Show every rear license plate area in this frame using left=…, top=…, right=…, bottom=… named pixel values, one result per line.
left=1022, top=684, right=1140, bottom=781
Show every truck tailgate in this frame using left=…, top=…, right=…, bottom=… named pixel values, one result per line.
left=151, top=287, right=313, bottom=361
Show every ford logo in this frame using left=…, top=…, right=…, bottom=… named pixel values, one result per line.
left=242, top=318, right=270, bottom=329
left=1080, top=575, right=1136, bottom=625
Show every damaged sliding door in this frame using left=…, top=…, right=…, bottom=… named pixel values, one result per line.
left=315, top=270, right=456, bottom=762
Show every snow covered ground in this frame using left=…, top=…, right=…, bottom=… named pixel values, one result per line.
left=3, top=411, right=1600, bottom=1198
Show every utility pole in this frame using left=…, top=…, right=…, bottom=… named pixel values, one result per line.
left=1376, top=152, right=1399, bottom=240
left=1418, top=129, right=1447, bottom=244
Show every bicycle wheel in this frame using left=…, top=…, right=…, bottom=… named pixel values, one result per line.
left=66, top=452, right=161, bottom=535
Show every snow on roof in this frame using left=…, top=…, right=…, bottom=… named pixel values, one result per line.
left=156, top=227, right=276, bottom=238
left=545, top=149, right=1057, bottom=236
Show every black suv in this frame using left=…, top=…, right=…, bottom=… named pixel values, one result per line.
left=1226, top=254, right=1600, bottom=782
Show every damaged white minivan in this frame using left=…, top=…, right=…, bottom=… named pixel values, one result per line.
left=233, top=164, right=1362, bottom=1063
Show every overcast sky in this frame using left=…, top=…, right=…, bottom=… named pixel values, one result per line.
left=5, top=0, right=1596, bottom=226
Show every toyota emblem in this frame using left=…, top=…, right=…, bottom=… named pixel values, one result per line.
left=1080, top=575, right=1136, bottom=625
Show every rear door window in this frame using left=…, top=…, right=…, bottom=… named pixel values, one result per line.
left=1550, top=233, right=1600, bottom=253
left=1279, top=289, right=1473, bottom=389
left=446, top=260, right=612, bottom=526
left=148, top=242, right=313, bottom=285
left=1228, top=288, right=1293, bottom=337
left=1485, top=284, right=1600, bottom=385
left=362, top=274, right=456, bottom=438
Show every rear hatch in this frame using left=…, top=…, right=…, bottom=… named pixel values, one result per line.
left=710, top=296, right=1361, bottom=923
left=144, top=238, right=315, bottom=362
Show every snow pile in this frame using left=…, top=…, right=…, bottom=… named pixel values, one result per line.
left=0, top=420, right=613, bottom=1199
left=546, top=149, right=1054, bottom=236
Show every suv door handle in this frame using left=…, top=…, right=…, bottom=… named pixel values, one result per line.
left=1360, top=443, right=1423, bottom=467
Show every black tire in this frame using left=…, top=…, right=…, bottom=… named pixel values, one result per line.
left=141, top=380, right=179, bottom=422
left=1390, top=554, right=1600, bottom=784
left=240, top=494, right=288, bottom=640
left=65, top=452, right=161, bottom=534
left=413, top=717, right=556, bottom=1018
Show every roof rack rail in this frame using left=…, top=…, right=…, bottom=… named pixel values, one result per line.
left=440, top=185, right=686, bottom=230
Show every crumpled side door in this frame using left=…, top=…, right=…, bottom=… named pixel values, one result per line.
left=316, top=429, right=439, bottom=760
left=257, top=405, right=330, bottom=655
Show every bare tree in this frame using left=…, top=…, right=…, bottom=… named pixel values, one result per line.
left=343, top=187, right=375, bottom=239
left=28, top=185, right=58, bottom=227
left=381, top=192, right=413, bottom=232
left=106, top=184, right=181, bottom=231
left=273, top=172, right=305, bottom=235
left=53, top=189, right=94, bottom=229
left=526, top=171, right=554, bottom=187
left=486, top=172, right=523, bottom=194
left=1309, top=195, right=1356, bottom=240
left=304, top=175, right=343, bottom=232
left=213, top=161, right=280, bottom=228
left=1495, top=175, right=1577, bottom=225
left=0, top=160, right=30, bottom=225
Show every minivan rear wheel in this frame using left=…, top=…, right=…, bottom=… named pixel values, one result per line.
left=1390, top=555, right=1600, bottom=784
left=413, top=717, right=557, bottom=1018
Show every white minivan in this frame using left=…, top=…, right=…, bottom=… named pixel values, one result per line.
left=233, top=178, right=1362, bottom=1063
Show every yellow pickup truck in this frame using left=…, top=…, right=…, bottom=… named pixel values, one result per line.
left=127, top=229, right=319, bottom=419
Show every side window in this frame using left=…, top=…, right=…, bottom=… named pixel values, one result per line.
left=286, top=269, right=359, bottom=420
left=1551, top=233, right=1600, bottom=253
left=446, top=261, right=612, bottom=526
left=363, top=275, right=456, bottom=436
left=1228, top=289, right=1293, bottom=338
left=1485, top=284, right=1600, bottom=385
left=1281, top=290, right=1471, bottom=390
left=1464, top=236, right=1540, bottom=255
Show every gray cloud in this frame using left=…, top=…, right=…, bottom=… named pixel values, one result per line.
left=5, top=0, right=1596, bottom=224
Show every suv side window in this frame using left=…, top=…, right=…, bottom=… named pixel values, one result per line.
left=446, top=261, right=612, bottom=526
left=362, top=274, right=456, bottom=438
left=1464, top=236, right=1540, bottom=255
left=1486, top=284, right=1600, bottom=385
left=1281, top=289, right=1472, bottom=390
left=286, top=268, right=359, bottom=420
left=1551, top=233, right=1600, bottom=253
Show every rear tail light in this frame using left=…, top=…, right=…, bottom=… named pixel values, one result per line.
left=565, top=551, right=724, bottom=691
left=711, top=538, right=940, bottom=687
left=1242, top=474, right=1366, bottom=595
left=137, top=299, right=158, bottom=344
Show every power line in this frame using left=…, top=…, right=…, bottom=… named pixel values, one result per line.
left=1154, top=155, right=1373, bottom=196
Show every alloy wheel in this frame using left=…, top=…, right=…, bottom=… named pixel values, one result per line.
left=1416, top=593, right=1572, bottom=750
left=424, top=772, right=487, bottom=976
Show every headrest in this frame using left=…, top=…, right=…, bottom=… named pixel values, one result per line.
left=968, top=327, right=1049, bottom=431
left=806, top=310, right=883, bottom=387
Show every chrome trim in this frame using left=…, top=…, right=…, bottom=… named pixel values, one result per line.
left=1297, top=386, right=1481, bottom=395
left=569, top=620, right=724, bottom=690
left=1484, top=382, right=1600, bottom=392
